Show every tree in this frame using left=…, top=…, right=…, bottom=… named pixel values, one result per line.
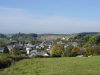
left=91, top=46, right=100, bottom=55
left=63, top=45, right=73, bottom=57
left=96, top=35, right=100, bottom=44
left=0, top=38, right=5, bottom=47
left=72, top=46, right=80, bottom=56
left=3, top=46, right=9, bottom=54
left=85, top=46, right=100, bottom=56
left=82, top=35, right=89, bottom=42
left=88, top=36, right=97, bottom=45
left=85, top=46, right=92, bottom=56
left=12, top=50, right=21, bottom=56
left=51, top=43, right=64, bottom=57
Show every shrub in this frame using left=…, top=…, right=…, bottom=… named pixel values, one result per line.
left=0, top=54, right=12, bottom=69
left=0, top=54, right=27, bottom=69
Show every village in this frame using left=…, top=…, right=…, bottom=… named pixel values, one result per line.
left=1, top=32, right=100, bottom=58
left=0, top=35, right=80, bottom=57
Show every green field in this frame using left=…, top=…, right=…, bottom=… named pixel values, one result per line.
left=0, top=56, right=100, bottom=75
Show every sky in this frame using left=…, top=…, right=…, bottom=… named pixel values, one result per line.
left=0, top=0, right=100, bottom=34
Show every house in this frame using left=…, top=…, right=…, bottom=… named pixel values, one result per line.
left=7, top=45, right=13, bottom=52
left=64, top=44, right=69, bottom=48
left=43, top=52, right=50, bottom=56
left=29, top=50, right=38, bottom=57
left=26, top=47, right=38, bottom=56
left=26, top=43, right=34, bottom=48
left=43, top=53, right=49, bottom=56
left=76, top=55, right=84, bottom=57
left=40, top=44, right=45, bottom=48
left=57, top=40, right=65, bottom=44
left=69, top=42, right=78, bottom=47
left=46, top=48, right=50, bottom=51
left=14, top=43, right=24, bottom=50
left=36, top=46, right=41, bottom=50
left=48, top=45, right=52, bottom=49
left=41, top=40, right=53, bottom=46
left=26, top=47, right=32, bottom=55
left=46, top=45, right=52, bottom=51
left=62, top=37, right=66, bottom=40
left=66, top=37, right=69, bottom=41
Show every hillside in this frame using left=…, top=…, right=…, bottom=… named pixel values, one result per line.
left=40, top=34, right=74, bottom=40
left=1, top=56, right=100, bottom=75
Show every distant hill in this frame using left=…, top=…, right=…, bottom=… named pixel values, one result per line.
left=77, top=32, right=100, bottom=36
left=0, top=32, right=100, bottom=40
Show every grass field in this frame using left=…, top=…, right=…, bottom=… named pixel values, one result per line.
left=0, top=56, right=100, bottom=75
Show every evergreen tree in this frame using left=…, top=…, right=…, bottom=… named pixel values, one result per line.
left=3, top=46, right=9, bottom=54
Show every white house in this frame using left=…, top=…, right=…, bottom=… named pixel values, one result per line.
left=43, top=53, right=49, bottom=56
left=26, top=48, right=32, bottom=55
left=62, top=37, right=66, bottom=40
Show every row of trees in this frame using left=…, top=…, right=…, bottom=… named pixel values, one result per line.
left=51, top=43, right=81, bottom=57
left=51, top=34, right=100, bottom=57
left=51, top=43, right=100, bottom=57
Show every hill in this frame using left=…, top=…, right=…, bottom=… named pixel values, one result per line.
left=1, top=56, right=100, bottom=75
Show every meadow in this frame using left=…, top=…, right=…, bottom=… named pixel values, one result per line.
left=0, top=56, right=100, bottom=75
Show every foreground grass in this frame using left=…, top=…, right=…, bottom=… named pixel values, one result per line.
left=0, top=56, right=100, bottom=75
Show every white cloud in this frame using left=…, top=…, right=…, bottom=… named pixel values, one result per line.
left=0, top=7, right=100, bottom=33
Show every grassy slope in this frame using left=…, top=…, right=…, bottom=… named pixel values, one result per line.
left=0, top=56, right=100, bottom=75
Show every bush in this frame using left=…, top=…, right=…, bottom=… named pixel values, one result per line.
left=0, top=54, right=28, bottom=69
left=0, top=54, right=12, bottom=69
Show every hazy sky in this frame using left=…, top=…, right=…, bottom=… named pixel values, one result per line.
left=0, top=0, right=100, bottom=34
